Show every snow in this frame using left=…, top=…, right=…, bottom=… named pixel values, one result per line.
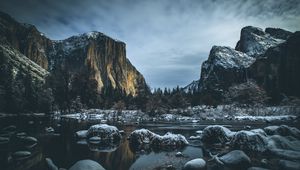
left=151, top=132, right=189, bottom=146
left=69, top=160, right=105, bottom=170
left=129, top=128, right=156, bottom=145
left=86, top=124, right=121, bottom=140
left=235, top=115, right=297, bottom=122
left=230, top=130, right=268, bottom=152
left=202, top=125, right=235, bottom=144
left=183, top=158, right=206, bottom=170
left=211, top=46, right=255, bottom=69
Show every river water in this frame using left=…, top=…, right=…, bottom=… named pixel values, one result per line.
left=0, top=115, right=297, bottom=170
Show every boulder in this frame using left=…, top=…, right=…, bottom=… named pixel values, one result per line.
left=247, top=167, right=269, bottom=170
left=16, top=136, right=38, bottom=148
left=12, top=151, right=31, bottom=161
left=69, top=160, right=105, bottom=170
left=267, top=135, right=300, bottom=151
left=151, top=132, right=189, bottom=147
left=183, top=158, right=206, bottom=170
left=86, top=124, right=121, bottom=142
left=278, top=160, right=300, bottom=170
left=202, top=125, right=234, bottom=144
left=268, top=148, right=300, bottom=160
left=129, top=129, right=156, bottom=145
left=46, top=158, right=59, bottom=170
left=231, top=130, right=268, bottom=153
left=264, top=125, right=300, bottom=139
left=219, top=150, right=251, bottom=169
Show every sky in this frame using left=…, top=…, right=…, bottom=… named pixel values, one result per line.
left=0, top=0, right=299, bottom=89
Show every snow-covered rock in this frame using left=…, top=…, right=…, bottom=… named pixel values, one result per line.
left=202, top=125, right=234, bottom=144
left=231, top=130, right=268, bottom=152
left=183, top=158, right=206, bottom=170
left=278, top=160, right=300, bottom=170
left=12, top=151, right=31, bottom=160
left=175, top=152, right=184, bottom=157
left=69, top=160, right=105, bottom=170
left=219, top=150, right=251, bottom=169
left=129, top=129, right=156, bottom=145
left=151, top=132, right=189, bottom=147
left=264, top=125, right=300, bottom=139
left=235, top=26, right=284, bottom=57
left=75, top=130, right=88, bottom=139
left=86, top=124, right=121, bottom=141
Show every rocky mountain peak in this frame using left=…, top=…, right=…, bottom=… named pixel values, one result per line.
left=235, top=26, right=284, bottom=57
left=265, top=27, right=292, bottom=40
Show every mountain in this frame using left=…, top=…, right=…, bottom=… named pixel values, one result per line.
left=192, top=26, right=298, bottom=104
left=0, top=11, right=148, bottom=112
left=0, top=12, right=147, bottom=95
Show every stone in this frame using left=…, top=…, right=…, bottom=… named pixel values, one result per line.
left=86, top=124, right=121, bottom=142
left=202, top=125, right=234, bottom=144
left=69, top=159, right=105, bottom=170
left=183, top=158, right=206, bottom=170
left=219, top=150, right=251, bottom=169
left=12, top=151, right=31, bottom=161
left=278, top=160, right=300, bottom=170
left=46, top=158, right=59, bottom=170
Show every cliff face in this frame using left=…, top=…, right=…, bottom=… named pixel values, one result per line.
left=0, top=12, right=147, bottom=97
left=249, top=32, right=300, bottom=100
left=0, top=12, right=52, bottom=69
left=196, top=26, right=299, bottom=103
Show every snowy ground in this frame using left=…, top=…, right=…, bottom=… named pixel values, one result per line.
left=59, top=105, right=299, bottom=123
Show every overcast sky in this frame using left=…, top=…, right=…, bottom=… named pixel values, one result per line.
left=0, top=0, right=299, bottom=88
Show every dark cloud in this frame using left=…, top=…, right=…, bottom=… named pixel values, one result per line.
left=0, top=0, right=299, bottom=88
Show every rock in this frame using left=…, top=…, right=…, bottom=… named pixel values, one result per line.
left=278, top=160, right=300, bottom=170
left=219, top=150, right=251, bottom=169
left=0, top=137, right=9, bottom=145
left=69, top=159, right=105, bottom=170
left=265, top=27, right=292, bottom=40
left=175, top=152, right=184, bottom=157
left=1, top=125, right=16, bottom=132
left=151, top=132, right=189, bottom=147
left=46, top=158, right=59, bottom=170
left=189, top=136, right=201, bottom=140
left=17, top=136, right=38, bottom=148
left=247, top=167, right=269, bottom=170
left=199, top=46, right=255, bottom=95
left=250, top=129, right=267, bottom=136
left=249, top=32, right=300, bottom=100
left=235, top=26, right=284, bottom=57
left=267, top=135, right=300, bottom=151
left=183, top=158, right=206, bottom=170
left=230, top=130, right=268, bottom=153
left=86, top=124, right=121, bottom=142
left=202, top=125, right=234, bottom=144
left=129, top=129, right=156, bottom=145
left=12, top=151, right=31, bottom=161
left=264, top=125, right=300, bottom=139
left=88, top=136, right=101, bottom=144
left=75, top=130, right=88, bottom=139
left=268, top=148, right=300, bottom=160
left=16, top=132, right=27, bottom=137
left=45, top=127, right=55, bottom=133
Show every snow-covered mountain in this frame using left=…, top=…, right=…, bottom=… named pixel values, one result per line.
left=0, top=11, right=147, bottom=96
left=188, top=26, right=299, bottom=103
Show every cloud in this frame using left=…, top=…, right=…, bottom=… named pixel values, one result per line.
left=0, top=0, right=299, bottom=88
